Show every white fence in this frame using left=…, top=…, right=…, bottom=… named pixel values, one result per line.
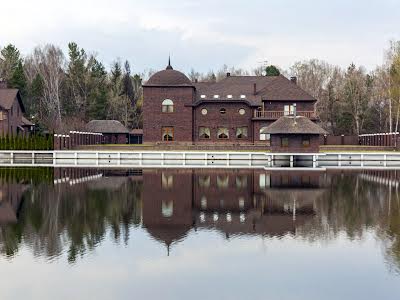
left=1, top=150, right=400, bottom=169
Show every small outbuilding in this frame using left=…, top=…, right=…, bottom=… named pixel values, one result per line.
left=261, top=115, right=327, bottom=152
left=86, top=120, right=129, bottom=144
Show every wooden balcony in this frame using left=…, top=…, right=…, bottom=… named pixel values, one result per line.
left=253, top=110, right=317, bottom=120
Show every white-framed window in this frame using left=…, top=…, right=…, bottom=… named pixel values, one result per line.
left=162, top=200, right=173, bottom=217
left=284, top=104, right=295, bottom=116
left=162, top=99, right=174, bottom=113
left=201, top=108, right=208, bottom=115
left=259, top=127, right=271, bottom=141
left=259, top=173, right=270, bottom=189
left=238, top=108, right=246, bottom=115
left=162, top=173, right=173, bottom=189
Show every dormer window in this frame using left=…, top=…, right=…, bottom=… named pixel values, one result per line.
left=240, top=95, right=246, bottom=99
left=213, top=95, right=219, bottom=99
left=162, top=99, right=174, bottom=113
left=201, top=95, right=206, bottom=99
left=227, top=95, right=233, bottom=99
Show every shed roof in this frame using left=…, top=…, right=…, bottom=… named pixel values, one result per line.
left=86, top=120, right=129, bottom=134
left=261, top=116, right=327, bottom=135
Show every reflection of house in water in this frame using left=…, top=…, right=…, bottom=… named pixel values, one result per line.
left=194, top=170, right=323, bottom=237
left=0, top=181, right=28, bottom=224
left=142, top=170, right=193, bottom=253
left=141, top=169, right=326, bottom=251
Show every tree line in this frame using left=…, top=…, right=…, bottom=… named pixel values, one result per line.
left=1, top=41, right=400, bottom=135
left=0, top=43, right=143, bottom=132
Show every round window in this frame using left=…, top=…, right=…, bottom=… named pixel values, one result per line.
left=201, top=108, right=208, bottom=115
left=220, top=108, right=226, bottom=114
left=239, top=108, right=246, bottom=115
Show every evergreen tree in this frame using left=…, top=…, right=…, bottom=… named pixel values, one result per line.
left=0, top=44, right=21, bottom=81
left=9, top=61, right=27, bottom=96
left=265, top=65, right=280, bottom=76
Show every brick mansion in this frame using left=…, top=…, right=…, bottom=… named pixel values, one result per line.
left=143, top=60, right=326, bottom=152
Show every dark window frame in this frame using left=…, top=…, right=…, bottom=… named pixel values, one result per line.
left=281, top=137, right=289, bottom=147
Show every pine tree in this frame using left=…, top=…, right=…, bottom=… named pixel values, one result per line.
left=9, top=61, right=27, bottom=96
left=0, top=44, right=21, bottom=81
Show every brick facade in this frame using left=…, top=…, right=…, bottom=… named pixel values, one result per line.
left=143, top=86, right=194, bottom=143
left=270, top=134, right=320, bottom=152
left=142, top=65, right=323, bottom=151
left=194, top=103, right=253, bottom=143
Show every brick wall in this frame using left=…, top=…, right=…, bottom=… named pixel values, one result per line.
left=270, top=134, right=320, bottom=152
left=142, top=169, right=193, bottom=228
left=143, top=86, right=194, bottom=143
left=194, top=103, right=253, bottom=143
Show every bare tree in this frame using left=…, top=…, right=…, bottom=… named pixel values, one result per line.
left=28, top=45, right=65, bottom=130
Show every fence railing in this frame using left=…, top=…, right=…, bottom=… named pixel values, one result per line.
left=253, top=110, right=316, bottom=119
left=54, top=131, right=104, bottom=150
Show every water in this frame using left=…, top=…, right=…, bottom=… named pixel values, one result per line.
left=1, top=167, right=400, bottom=300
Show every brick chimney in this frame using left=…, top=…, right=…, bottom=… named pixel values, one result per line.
left=0, top=78, right=7, bottom=89
left=290, top=76, right=297, bottom=85
left=253, top=83, right=257, bottom=95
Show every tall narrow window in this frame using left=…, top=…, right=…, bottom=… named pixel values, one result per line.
left=162, top=127, right=174, bottom=141
left=199, top=127, right=211, bottom=139
left=198, top=175, right=211, bottom=188
left=217, top=128, right=229, bottom=139
left=162, top=173, right=174, bottom=189
left=162, top=99, right=174, bottom=113
left=281, top=137, right=289, bottom=147
left=236, top=127, right=248, bottom=139
left=162, top=200, right=173, bottom=217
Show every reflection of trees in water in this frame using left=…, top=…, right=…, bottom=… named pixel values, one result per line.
left=297, top=172, right=400, bottom=273
left=1, top=169, right=400, bottom=271
left=0, top=171, right=142, bottom=263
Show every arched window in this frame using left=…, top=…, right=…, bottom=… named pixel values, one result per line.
left=162, top=200, right=173, bottom=217
left=162, top=99, right=174, bottom=113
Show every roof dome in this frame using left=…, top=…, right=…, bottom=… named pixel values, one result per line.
left=146, top=59, right=192, bottom=86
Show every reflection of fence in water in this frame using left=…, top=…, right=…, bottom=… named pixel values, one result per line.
left=359, top=170, right=400, bottom=188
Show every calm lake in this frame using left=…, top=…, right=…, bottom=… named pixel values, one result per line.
left=1, top=167, right=400, bottom=300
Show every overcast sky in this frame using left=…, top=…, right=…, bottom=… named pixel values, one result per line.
left=1, top=0, right=400, bottom=74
